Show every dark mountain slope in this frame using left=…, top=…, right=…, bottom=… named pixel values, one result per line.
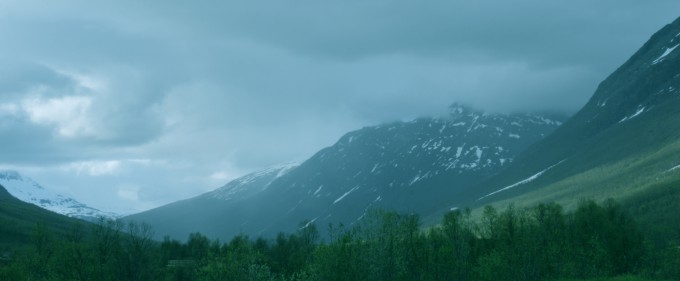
left=122, top=165, right=297, bottom=240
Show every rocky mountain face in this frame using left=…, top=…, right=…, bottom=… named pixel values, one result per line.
left=0, top=171, right=117, bottom=221
left=126, top=105, right=564, bottom=240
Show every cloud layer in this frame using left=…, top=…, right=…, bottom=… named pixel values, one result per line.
left=1, top=0, right=679, bottom=212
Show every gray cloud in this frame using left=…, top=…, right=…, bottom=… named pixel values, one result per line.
left=1, top=0, right=679, bottom=212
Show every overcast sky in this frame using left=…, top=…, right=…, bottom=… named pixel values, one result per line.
left=1, top=1, right=679, bottom=213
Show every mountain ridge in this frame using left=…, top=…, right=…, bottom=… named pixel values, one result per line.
left=125, top=105, right=564, bottom=240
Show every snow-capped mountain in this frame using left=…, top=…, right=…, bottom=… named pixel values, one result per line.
left=126, top=104, right=564, bottom=240
left=0, top=171, right=117, bottom=221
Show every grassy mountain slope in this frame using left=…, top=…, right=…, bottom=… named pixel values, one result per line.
left=0, top=184, right=85, bottom=249
left=473, top=100, right=680, bottom=206
left=469, top=16, right=680, bottom=203
left=434, top=17, right=680, bottom=241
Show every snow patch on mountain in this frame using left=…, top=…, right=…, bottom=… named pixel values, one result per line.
left=478, top=160, right=565, bottom=201
left=619, top=107, right=646, bottom=123
left=598, top=98, right=609, bottom=107
left=529, top=115, right=563, bottom=126
left=456, top=146, right=464, bottom=158
left=475, top=147, right=483, bottom=160
left=0, top=171, right=117, bottom=220
left=666, top=164, right=680, bottom=173
left=652, top=44, right=679, bottom=65
left=333, top=185, right=360, bottom=204
left=311, top=185, right=323, bottom=197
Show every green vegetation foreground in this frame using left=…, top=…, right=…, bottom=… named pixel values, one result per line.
left=1, top=200, right=679, bottom=281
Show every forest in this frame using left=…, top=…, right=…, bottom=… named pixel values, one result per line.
left=1, top=200, right=679, bottom=281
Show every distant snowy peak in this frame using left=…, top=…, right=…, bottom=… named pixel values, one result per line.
left=206, top=163, right=298, bottom=201
left=0, top=171, right=118, bottom=221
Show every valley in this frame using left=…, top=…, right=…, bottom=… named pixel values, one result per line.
left=1, top=3, right=679, bottom=281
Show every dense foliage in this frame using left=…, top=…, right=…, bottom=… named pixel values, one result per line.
left=1, top=200, right=678, bottom=281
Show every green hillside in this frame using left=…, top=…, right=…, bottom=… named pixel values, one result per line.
left=434, top=16, right=680, bottom=243
left=0, top=184, right=85, bottom=250
left=466, top=135, right=680, bottom=242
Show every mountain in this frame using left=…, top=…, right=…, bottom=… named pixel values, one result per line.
left=0, top=171, right=117, bottom=221
left=129, top=17, right=680, bottom=242
left=123, top=164, right=298, bottom=240
left=126, top=105, right=564, bottom=240
left=0, top=183, right=86, bottom=249
left=433, top=17, right=680, bottom=240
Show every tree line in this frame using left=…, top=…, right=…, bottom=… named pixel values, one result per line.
left=1, top=199, right=679, bottom=281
